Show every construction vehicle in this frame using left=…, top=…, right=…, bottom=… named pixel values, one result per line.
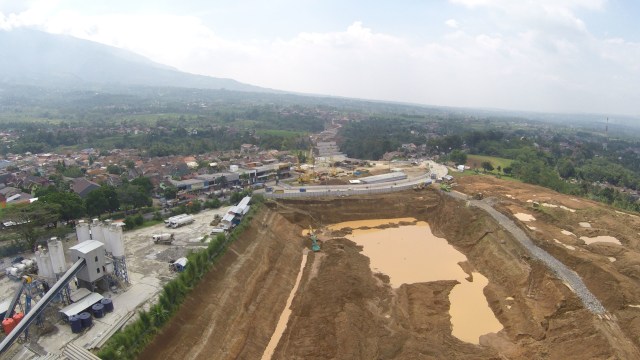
left=308, top=226, right=321, bottom=252
left=169, top=215, right=195, bottom=228
left=169, top=258, right=188, bottom=272
left=152, top=233, right=174, bottom=244
left=165, top=213, right=189, bottom=227
left=210, top=214, right=222, bottom=226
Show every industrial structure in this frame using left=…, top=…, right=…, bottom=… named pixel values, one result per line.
left=0, top=217, right=133, bottom=356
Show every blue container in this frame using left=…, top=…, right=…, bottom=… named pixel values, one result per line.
left=101, top=298, right=114, bottom=313
left=79, top=312, right=92, bottom=328
left=92, top=303, right=105, bottom=318
left=69, top=315, right=82, bottom=334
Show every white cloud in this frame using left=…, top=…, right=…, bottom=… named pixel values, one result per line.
left=1, top=1, right=639, bottom=115
left=445, top=19, right=459, bottom=29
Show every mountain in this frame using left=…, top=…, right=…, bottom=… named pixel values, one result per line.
left=0, top=29, right=273, bottom=92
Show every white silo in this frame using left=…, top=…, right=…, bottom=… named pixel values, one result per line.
left=35, top=247, right=55, bottom=280
left=48, top=237, right=67, bottom=275
left=110, top=224, right=125, bottom=257
left=98, top=224, right=114, bottom=254
left=91, top=223, right=105, bottom=246
left=76, top=221, right=91, bottom=242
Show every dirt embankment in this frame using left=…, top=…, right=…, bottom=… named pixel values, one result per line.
left=140, top=184, right=640, bottom=359
left=139, top=209, right=305, bottom=360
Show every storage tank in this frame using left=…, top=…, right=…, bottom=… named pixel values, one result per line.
left=100, top=225, right=114, bottom=254
left=92, top=303, right=104, bottom=318
left=12, top=312, right=24, bottom=324
left=79, top=312, right=92, bottom=328
left=101, top=298, right=114, bottom=313
left=91, top=224, right=106, bottom=248
left=110, top=224, right=125, bottom=257
left=69, top=315, right=82, bottom=333
left=35, top=250, right=55, bottom=280
left=2, top=318, right=15, bottom=335
left=48, top=237, right=67, bottom=275
left=76, top=221, right=91, bottom=242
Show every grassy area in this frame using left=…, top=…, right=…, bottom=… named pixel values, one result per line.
left=256, top=129, right=305, bottom=137
left=466, top=154, right=513, bottom=171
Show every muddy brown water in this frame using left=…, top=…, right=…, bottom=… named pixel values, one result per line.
left=332, top=219, right=503, bottom=344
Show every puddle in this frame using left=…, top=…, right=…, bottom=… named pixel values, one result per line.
left=579, top=222, right=591, bottom=228
left=514, top=213, right=535, bottom=222
left=561, top=230, right=576, bottom=237
left=261, top=251, right=309, bottom=360
left=343, top=221, right=502, bottom=344
left=328, top=218, right=416, bottom=231
left=579, top=236, right=621, bottom=246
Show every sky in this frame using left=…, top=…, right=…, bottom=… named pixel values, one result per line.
left=1, top=0, right=640, bottom=116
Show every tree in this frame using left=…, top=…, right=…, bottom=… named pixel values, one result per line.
left=39, top=191, right=86, bottom=221
left=163, top=186, right=178, bottom=200
left=117, top=184, right=152, bottom=209
left=481, top=161, right=494, bottom=172
left=449, top=150, right=467, bottom=165
left=107, top=164, right=123, bottom=175
left=2, top=202, right=62, bottom=251
left=557, top=158, right=576, bottom=179
left=130, top=177, right=154, bottom=195
left=85, top=186, right=120, bottom=216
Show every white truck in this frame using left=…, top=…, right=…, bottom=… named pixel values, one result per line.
left=152, top=233, right=174, bottom=244
left=169, top=215, right=195, bottom=228
left=165, top=214, right=189, bottom=227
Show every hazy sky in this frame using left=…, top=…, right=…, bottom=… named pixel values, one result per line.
left=1, top=0, right=639, bottom=116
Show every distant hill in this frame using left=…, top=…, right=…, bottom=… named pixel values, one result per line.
left=0, top=28, right=274, bottom=93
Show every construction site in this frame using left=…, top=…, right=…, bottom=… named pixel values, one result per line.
left=137, top=174, right=640, bottom=360
left=1, top=173, right=640, bottom=359
left=0, top=205, right=235, bottom=359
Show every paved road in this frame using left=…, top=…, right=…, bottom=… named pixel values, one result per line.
left=262, top=160, right=448, bottom=197
left=446, top=190, right=606, bottom=314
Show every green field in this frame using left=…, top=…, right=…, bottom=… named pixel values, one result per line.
left=466, top=154, right=513, bottom=171
left=256, top=129, right=305, bottom=137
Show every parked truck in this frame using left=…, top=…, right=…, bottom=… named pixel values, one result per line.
left=169, top=215, right=195, bottom=228
left=152, top=233, right=174, bottom=244
left=165, top=214, right=189, bottom=227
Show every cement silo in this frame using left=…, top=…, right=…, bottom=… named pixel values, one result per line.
left=91, top=223, right=106, bottom=248
left=109, top=224, right=125, bottom=257
left=47, top=237, right=67, bottom=275
left=34, top=247, right=55, bottom=281
left=75, top=221, right=91, bottom=242
left=97, top=224, right=113, bottom=254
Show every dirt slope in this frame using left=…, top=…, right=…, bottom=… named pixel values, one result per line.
left=139, top=178, right=640, bottom=359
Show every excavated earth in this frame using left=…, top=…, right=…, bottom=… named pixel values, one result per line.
left=140, top=176, right=640, bottom=360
